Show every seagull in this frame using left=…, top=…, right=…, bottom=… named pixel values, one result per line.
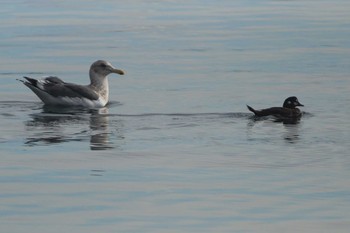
left=19, top=60, right=124, bottom=108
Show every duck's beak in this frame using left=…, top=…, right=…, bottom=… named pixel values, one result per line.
left=111, top=68, right=125, bottom=75
left=296, top=101, right=304, bottom=107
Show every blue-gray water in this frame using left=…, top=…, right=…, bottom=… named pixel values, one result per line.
left=1, top=0, right=350, bottom=232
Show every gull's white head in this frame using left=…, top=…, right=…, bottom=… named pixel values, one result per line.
left=88, top=60, right=124, bottom=105
left=90, top=60, right=125, bottom=78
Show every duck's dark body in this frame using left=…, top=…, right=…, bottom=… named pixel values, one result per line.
left=247, top=106, right=302, bottom=118
left=247, top=96, right=304, bottom=119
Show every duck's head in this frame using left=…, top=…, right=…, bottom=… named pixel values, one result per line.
left=283, top=96, right=304, bottom=109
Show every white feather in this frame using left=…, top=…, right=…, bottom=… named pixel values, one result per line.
left=26, top=85, right=107, bottom=108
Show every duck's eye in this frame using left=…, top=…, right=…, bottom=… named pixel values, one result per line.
left=100, top=63, right=107, bottom=68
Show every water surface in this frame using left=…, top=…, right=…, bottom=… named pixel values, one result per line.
left=1, top=0, right=350, bottom=232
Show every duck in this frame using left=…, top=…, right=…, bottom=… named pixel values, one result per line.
left=247, top=96, right=304, bottom=119
left=19, top=60, right=125, bottom=108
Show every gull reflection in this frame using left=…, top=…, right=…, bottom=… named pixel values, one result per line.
left=24, top=105, right=121, bottom=150
left=89, top=108, right=113, bottom=150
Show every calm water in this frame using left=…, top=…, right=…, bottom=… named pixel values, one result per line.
left=1, top=0, right=350, bottom=232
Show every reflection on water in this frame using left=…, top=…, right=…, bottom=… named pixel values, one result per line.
left=247, top=115, right=301, bottom=144
left=24, top=106, right=119, bottom=150
left=89, top=108, right=114, bottom=150
left=283, top=122, right=301, bottom=144
left=248, top=114, right=302, bottom=125
left=25, top=107, right=305, bottom=150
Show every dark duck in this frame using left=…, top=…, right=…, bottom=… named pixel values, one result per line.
left=247, top=96, right=304, bottom=119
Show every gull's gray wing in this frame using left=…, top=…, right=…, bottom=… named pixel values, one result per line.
left=22, top=76, right=99, bottom=100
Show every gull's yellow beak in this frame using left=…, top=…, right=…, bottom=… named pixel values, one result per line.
left=112, top=68, right=125, bottom=75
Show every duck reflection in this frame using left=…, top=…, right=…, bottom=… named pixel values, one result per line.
left=282, top=122, right=301, bottom=144
left=247, top=115, right=301, bottom=143
left=25, top=105, right=122, bottom=150
left=248, top=115, right=302, bottom=126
